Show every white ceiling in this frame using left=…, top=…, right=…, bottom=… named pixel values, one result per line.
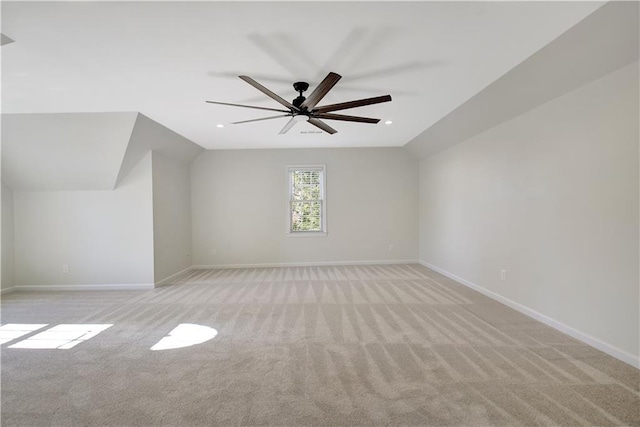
left=1, top=112, right=137, bottom=190
left=406, top=1, right=639, bottom=158
left=1, top=1, right=604, bottom=150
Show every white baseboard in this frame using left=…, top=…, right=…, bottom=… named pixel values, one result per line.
left=1, top=287, right=16, bottom=295
left=13, top=284, right=154, bottom=292
left=155, top=267, right=192, bottom=288
left=419, top=261, right=640, bottom=369
left=192, top=259, right=419, bottom=269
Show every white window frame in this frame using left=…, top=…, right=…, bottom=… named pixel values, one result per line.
left=286, top=165, right=327, bottom=237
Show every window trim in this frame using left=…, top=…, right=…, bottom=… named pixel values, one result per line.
left=286, top=165, right=327, bottom=237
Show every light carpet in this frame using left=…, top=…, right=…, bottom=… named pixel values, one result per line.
left=1, top=264, right=638, bottom=426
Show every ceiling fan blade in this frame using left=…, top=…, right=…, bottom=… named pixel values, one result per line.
left=231, top=114, right=291, bottom=125
left=301, top=72, right=342, bottom=110
left=239, top=75, right=300, bottom=111
left=314, top=113, right=379, bottom=124
left=307, top=118, right=337, bottom=135
left=278, top=117, right=299, bottom=134
left=312, top=95, right=392, bottom=113
left=206, top=100, right=290, bottom=113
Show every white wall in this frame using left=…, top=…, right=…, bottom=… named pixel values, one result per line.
left=2, top=181, right=15, bottom=290
left=13, top=153, right=154, bottom=288
left=115, top=113, right=203, bottom=187
left=191, top=147, right=418, bottom=266
left=419, top=62, right=639, bottom=364
left=152, top=151, right=192, bottom=283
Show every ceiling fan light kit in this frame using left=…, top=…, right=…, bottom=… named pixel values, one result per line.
left=206, top=72, right=392, bottom=135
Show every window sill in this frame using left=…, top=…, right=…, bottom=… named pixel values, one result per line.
left=287, top=231, right=327, bottom=238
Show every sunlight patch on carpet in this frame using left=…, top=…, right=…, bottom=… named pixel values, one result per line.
left=151, top=323, right=218, bottom=351
left=0, top=324, right=49, bottom=345
left=8, top=324, right=113, bottom=349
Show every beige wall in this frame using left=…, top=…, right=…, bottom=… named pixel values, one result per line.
left=13, top=154, right=155, bottom=288
left=191, top=147, right=419, bottom=266
left=419, top=62, right=639, bottom=363
left=152, top=151, right=193, bottom=283
left=2, top=181, right=15, bottom=290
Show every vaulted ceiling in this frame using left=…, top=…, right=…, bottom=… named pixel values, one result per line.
left=1, top=112, right=203, bottom=191
left=1, top=1, right=604, bottom=150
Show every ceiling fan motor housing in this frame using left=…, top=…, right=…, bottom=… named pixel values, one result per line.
left=292, top=81, right=310, bottom=109
left=293, top=96, right=306, bottom=109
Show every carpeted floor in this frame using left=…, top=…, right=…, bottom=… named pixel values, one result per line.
left=1, top=264, right=638, bottom=426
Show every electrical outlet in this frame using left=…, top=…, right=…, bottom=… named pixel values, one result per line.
left=63, top=264, right=69, bottom=274
left=211, top=249, right=217, bottom=256
left=388, top=244, right=395, bottom=251
left=500, top=269, right=506, bottom=281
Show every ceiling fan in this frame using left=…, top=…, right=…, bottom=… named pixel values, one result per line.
left=206, top=72, right=392, bottom=135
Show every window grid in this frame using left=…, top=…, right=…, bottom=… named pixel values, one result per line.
left=288, top=167, right=325, bottom=233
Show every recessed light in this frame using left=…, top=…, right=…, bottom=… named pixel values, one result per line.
left=216, top=124, right=224, bottom=128
left=384, top=120, right=393, bottom=125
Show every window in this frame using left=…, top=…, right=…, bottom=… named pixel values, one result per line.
left=287, top=165, right=326, bottom=235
